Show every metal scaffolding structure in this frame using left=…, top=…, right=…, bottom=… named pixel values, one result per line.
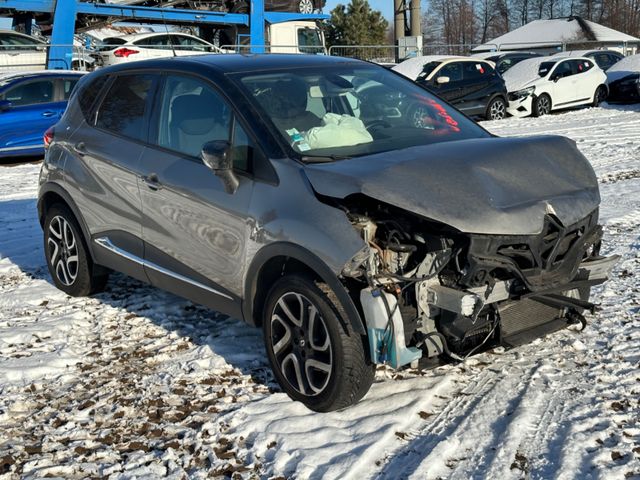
left=0, top=0, right=328, bottom=67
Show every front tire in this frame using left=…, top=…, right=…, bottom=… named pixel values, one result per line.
left=485, top=96, right=507, bottom=120
left=44, top=204, right=108, bottom=296
left=593, top=85, right=607, bottom=107
left=533, top=93, right=551, bottom=117
left=263, top=274, right=375, bottom=412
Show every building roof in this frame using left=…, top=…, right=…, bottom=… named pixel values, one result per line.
left=473, top=17, right=640, bottom=52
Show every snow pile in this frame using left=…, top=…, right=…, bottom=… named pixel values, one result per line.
left=607, top=54, right=640, bottom=83
left=392, top=55, right=460, bottom=80
left=502, top=56, right=550, bottom=91
left=1, top=105, right=640, bottom=478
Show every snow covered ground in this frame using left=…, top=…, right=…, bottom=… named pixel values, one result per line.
left=1, top=104, right=639, bottom=479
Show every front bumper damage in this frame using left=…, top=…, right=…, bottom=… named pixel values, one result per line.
left=339, top=204, right=618, bottom=369
left=507, top=94, right=534, bottom=117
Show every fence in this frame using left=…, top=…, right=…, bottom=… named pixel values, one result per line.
left=220, top=44, right=327, bottom=54
left=0, top=40, right=636, bottom=74
left=328, top=40, right=639, bottom=63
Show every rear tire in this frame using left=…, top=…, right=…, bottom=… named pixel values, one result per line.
left=532, top=93, right=551, bottom=117
left=485, top=96, right=507, bottom=120
left=263, top=274, right=375, bottom=412
left=593, top=85, right=607, bottom=107
left=44, top=204, right=109, bottom=296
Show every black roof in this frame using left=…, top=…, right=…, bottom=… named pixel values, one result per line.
left=101, top=53, right=370, bottom=75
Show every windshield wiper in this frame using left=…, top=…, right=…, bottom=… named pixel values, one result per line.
left=301, top=154, right=352, bottom=163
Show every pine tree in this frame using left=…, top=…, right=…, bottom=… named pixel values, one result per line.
left=325, top=0, right=389, bottom=47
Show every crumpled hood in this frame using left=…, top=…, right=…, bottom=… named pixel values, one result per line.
left=304, top=135, right=600, bottom=235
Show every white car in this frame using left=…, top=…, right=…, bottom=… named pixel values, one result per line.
left=504, top=56, right=608, bottom=118
left=96, top=32, right=222, bottom=66
left=0, top=30, right=95, bottom=71
left=0, top=30, right=47, bottom=71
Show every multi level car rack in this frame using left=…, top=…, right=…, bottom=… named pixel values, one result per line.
left=0, top=0, right=328, bottom=67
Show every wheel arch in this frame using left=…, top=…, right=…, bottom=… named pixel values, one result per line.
left=38, top=183, right=96, bottom=263
left=242, top=242, right=366, bottom=335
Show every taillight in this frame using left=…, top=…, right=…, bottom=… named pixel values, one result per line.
left=44, top=126, right=54, bottom=148
left=113, top=47, right=140, bottom=58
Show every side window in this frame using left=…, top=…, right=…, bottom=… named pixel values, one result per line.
left=553, top=61, right=573, bottom=79
left=96, top=74, right=155, bottom=142
left=438, top=62, right=463, bottom=82
left=0, top=34, right=41, bottom=50
left=62, top=78, right=79, bottom=100
left=577, top=59, right=594, bottom=73
left=173, top=35, right=209, bottom=51
left=156, top=75, right=231, bottom=158
left=78, top=75, right=108, bottom=120
left=463, top=62, right=492, bottom=80
left=135, top=36, right=165, bottom=48
left=4, top=80, right=54, bottom=106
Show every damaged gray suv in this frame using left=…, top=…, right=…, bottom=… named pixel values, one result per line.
left=38, top=55, right=617, bottom=412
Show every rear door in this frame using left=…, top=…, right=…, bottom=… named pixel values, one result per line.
left=138, top=73, right=256, bottom=314
left=571, top=59, right=598, bottom=103
left=65, top=73, right=159, bottom=281
left=0, top=78, right=57, bottom=153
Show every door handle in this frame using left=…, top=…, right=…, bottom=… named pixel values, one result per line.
left=142, top=173, right=162, bottom=191
left=73, top=141, right=87, bottom=156
left=42, top=111, right=55, bottom=117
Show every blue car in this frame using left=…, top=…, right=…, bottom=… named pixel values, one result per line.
left=0, top=70, right=84, bottom=158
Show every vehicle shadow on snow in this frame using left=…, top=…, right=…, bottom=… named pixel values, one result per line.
left=0, top=197, right=274, bottom=389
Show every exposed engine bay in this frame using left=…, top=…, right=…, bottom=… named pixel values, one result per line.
left=336, top=195, right=619, bottom=368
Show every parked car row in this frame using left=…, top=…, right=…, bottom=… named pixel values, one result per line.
left=392, top=50, right=639, bottom=119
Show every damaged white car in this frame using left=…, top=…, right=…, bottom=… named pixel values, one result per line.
left=39, top=55, right=617, bottom=412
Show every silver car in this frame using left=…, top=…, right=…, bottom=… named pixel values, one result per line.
left=38, top=54, right=617, bottom=411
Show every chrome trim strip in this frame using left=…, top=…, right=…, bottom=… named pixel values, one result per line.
left=94, top=236, right=233, bottom=301
left=0, top=144, right=43, bottom=152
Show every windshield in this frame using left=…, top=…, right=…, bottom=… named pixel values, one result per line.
left=235, top=65, right=488, bottom=161
left=417, top=61, right=441, bottom=80
left=538, top=61, right=556, bottom=77
left=297, top=28, right=323, bottom=54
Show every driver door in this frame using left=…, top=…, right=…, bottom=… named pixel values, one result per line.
left=138, top=73, right=255, bottom=314
left=428, top=62, right=464, bottom=105
left=549, top=60, right=578, bottom=106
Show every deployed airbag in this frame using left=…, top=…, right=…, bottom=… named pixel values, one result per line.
left=305, top=113, right=373, bottom=150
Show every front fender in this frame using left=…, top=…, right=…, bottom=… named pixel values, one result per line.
left=242, top=241, right=366, bottom=334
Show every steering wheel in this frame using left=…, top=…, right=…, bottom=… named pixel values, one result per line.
left=365, top=119, right=392, bottom=133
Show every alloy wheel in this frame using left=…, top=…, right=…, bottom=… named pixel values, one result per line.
left=47, top=215, right=79, bottom=286
left=270, top=292, right=333, bottom=396
left=298, top=0, right=314, bottom=13
left=537, top=96, right=550, bottom=115
left=489, top=99, right=506, bottom=120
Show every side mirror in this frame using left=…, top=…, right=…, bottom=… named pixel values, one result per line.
left=435, top=76, right=450, bottom=85
left=0, top=100, right=11, bottom=112
left=201, top=140, right=239, bottom=195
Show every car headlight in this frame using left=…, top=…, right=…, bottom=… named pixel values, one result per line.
left=509, top=86, right=535, bottom=101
